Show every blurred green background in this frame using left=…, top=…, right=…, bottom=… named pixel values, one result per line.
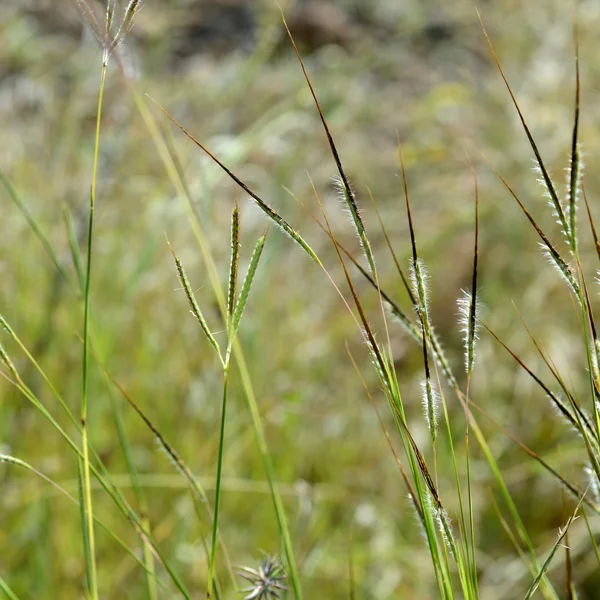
left=2, top=0, right=600, bottom=597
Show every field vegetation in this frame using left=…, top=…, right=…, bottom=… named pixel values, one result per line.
left=2, top=1, right=600, bottom=598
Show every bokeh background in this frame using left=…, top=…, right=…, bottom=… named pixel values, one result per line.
left=2, top=0, right=600, bottom=597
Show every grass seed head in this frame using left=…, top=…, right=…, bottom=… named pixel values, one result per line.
left=238, top=554, right=287, bottom=600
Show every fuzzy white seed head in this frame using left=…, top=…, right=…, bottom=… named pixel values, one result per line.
left=421, top=378, right=439, bottom=443
left=410, top=258, right=430, bottom=322
left=565, top=145, right=584, bottom=206
left=435, top=505, right=457, bottom=560
left=457, top=289, right=480, bottom=375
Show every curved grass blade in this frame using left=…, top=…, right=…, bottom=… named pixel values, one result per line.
left=524, top=494, right=585, bottom=600
left=1, top=454, right=169, bottom=596
left=489, top=164, right=579, bottom=297
left=478, top=12, right=570, bottom=246
left=0, top=171, right=76, bottom=293
left=149, top=97, right=321, bottom=266
left=279, top=8, right=376, bottom=277
left=0, top=325, right=192, bottom=597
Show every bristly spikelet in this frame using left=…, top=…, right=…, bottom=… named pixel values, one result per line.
left=75, top=0, right=142, bottom=63
left=232, top=234, right=267, bottom=335
left=566, top=143, right=584, bottom=245
left=108, top=0, right=143, bottom=55
left=590, top=339, right=600, bottom=385
left=227, top=205, right=241, bottom=328
left=539, top=244, right=580, bottom=297
left=532, top=161, right=569, bottom=240
left=154, top=435, right=187, bottom=478
left=421, top=378, right=439, bottom=443
left=363, top=330, right=391, bottom=394
left=435, top=504, right=458, bottom=560
left=409, top=258, right=431, bottom=327
left=332, top=174, right=361, bottom=223
left=457, top=289, right=480, bottom=376
left=170, top=249, right=221, bottom=358
left=331, top=174, right=377, bottom=277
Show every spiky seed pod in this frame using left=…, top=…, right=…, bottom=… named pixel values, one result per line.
left=238, top=554, right=287, bottom=600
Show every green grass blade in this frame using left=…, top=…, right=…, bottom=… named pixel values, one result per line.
left=0, top=171, right=76, bottom=293
left=0, top=574, right=19, bottom=600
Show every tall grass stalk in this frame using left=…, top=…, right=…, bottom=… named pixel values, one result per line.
left=137, top=88, right=303, bottom=597
left=170, top=221, right=267, bottom=598
left=79, top=51, right=106, bottom=600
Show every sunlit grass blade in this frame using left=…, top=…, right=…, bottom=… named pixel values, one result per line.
left=0, top=574, right=19, bottom=600
left=149, top=97, right=321, bottom=266
left=1, top=453, right=169, bottom=595
left=467, top=413, right=560, bottom=599
left=581, top=508, right=600, bottom=570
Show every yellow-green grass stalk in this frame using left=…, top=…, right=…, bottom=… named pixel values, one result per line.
left=79, top=51, right=107, bottom=600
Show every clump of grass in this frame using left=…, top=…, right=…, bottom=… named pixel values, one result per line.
left=4, top=2, right=600, bottom=598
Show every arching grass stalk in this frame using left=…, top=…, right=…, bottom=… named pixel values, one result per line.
left=170, top=212, right=267, bottom=599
